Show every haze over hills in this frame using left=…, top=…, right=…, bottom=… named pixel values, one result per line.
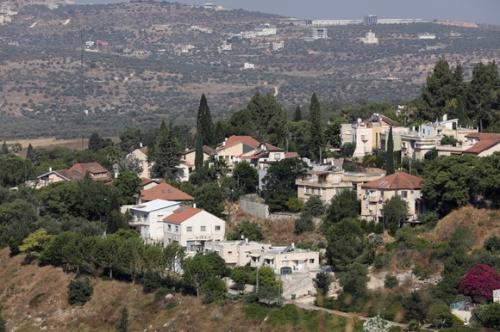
left=0, top=0, right=499, bottom=138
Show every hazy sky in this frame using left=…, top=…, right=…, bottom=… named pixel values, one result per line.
left=74, top=0, right=500, bottom=25
left=175, top=0, right=500, bottom=25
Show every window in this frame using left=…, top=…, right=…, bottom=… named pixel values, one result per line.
left=215, top=226, right=221, bottom=231
left=168, top=225, right=171, bottom=230
left=175, top=226, right=179, bottom=232
left=187, top=226, right=192, bottom=232
left=309, top=259, right=315, bottom=263
left=201, top=226, right=206, bottom=232
left=401, top=191, right=408, bottom=198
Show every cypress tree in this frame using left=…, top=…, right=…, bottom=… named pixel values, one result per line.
left=116, top=307, right=128, bottom=332
left=386, top=126, right=395, bottom=175
left=1, top=141, right=8, bottom=155
left=197, top=94, right=214, bottom=146
left=194, top=130, right=204, bottom=171
left=293, top=105, right=302, bottom=121
left=309, top=93, right=323, bottom=162
left=151, top=121, right=181, bottom=181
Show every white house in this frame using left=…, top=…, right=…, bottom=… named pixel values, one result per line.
left=204, top=239, right=272, bottom=266
left=162, top=206, right=225, bottom=252
left=128, top=199, right=181, bottom=243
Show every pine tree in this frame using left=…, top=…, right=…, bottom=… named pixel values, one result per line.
left=194, top=130, right=204, bottom=171
left=466, top=62, right=499, bottom=131
left=386, top=126, right=395, bottom=175
left=1, top=141, right=8, bottom=155
left=151, top=121, right=181, bottom=181
left=116, top=307, right=128, bottom=332
left=293, top=105, right=302, bottom=121
left=197, top=94, right=214, bottom=146
left=309, top=93, right=323, bottom=162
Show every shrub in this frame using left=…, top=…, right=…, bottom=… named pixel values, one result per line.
left=384, top=275, right=398, bottom=289
left=294, top=212, right=314, bottom=234
left=427, top=303, right=454, bottom=328
left=201, top=277, right=226, bottom=304
left=472, top=302, right=500, bottom=329
left=484, top=236, right=500, bottom=253
left=68, top=278, right=93, bottom=305
left=287, top=197, right=303, bottom=213
left=458, top=264, right=500, bottom=303
left=142, top=271, right=162, bottom=293
left=227, top=220, right=264, bottom=241
left=303, top=196, right=324, bottom=217
left=116, top=307, right=129, bottom=332
left=314, top=272, right=332, bottom=295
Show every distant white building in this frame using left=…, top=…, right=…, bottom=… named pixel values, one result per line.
left=128, top=199, right=182, bottom=244
left=311, top=27, right=328, bottom=40
left=361, top=30, right=379, bottom=44
left=242, top=62, right=256, bottom=70
left=272, top=41, right=285, bottom=51
left=127, top=146, right=151, bottom=179
left=163, top=206, right=225, bottom=252
left=218, top=41, right=232, bottom=52
left=418, top=33, right=437, bottom=40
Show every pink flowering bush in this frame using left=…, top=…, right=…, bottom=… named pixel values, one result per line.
left=458, top=264, right=500, bottom=303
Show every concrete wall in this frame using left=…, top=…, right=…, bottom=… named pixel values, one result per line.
left=239, top=195, right=269, bottom=219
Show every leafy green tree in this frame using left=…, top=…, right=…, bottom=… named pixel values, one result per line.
left=230, top=266, right=255, bottom=288
left=227, top=220, right=264, bottom=241
left=422, top=155, right=484, bottom=216
left=417, top=59, right=460, bottom=121
left=293, top=105, right=302, bottom=122
left=303, top=195, right=324, bottom=217
left=309, top=93, right=323, bottom=161
left=466, top=62, right=499, bottom=131
left=233, top=161, right=258, bottom=195
left=287, top=120, right=311, bottom=158
left=325, top=218, right=371, bottom=271
left=113, top=171, right=140, bottom=205
left=194, top=182, right=225, bottom=217
left=256, top=266, right=281, bottom=302
left=427, top=303, right=454, bottom=328
left=262, top=158, right=308, bottom=212
left=163, top=242, right=185, bottom=273
left=287, top=197, right=303, bottom=213
left=0, top=155, right=31, bottom=187
left=294, top=212, right=314, bottom=234
left=183, top=253, right=227, bottom=297
left=441, top=135, right=459, bottom=146
left=201, top=277, right=226, bottom=304
left=197, top=94, right=214, bottom=146
left=88, top=132, right=112, bottom=151
left=338, top=262, right=368, bottom=298
left=386, top=126, right=395, bottom=175
left=381, top=196, right=408, bottom=235
left=341, top=143, right=356, bottom=158
left=194, top=132, right=204, bottom=171
left=246, top=92, right=287, bottom=146
left=324, top=120, right=341, bottom=148
left=473, top=303, right=500, bottom=330
left=68, top=278, right=93, bottom=305
left=116, top=307, right=129, bottom=332
left=404, top=292, right=427, bottom=323
left=314, top=272, right=332, bottom=295
left=150, top=121, right=182, bottom=182
left=19, top=229, right=53, bottom=259
left=384, top=275, right=399, bottom=289
left=325, top=190, right=360, bottom=227
left=485, top=236, right=500, bottom=253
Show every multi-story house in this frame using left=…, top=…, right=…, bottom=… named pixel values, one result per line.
left=295, top=166, right=385, bottom=203
left=360, top=171, right=423, bottom=223
left=128, top=199, right=182, bottom=243
left=162, top=206, right=225, bottom=252
left=127, top=146, right=151, bottom=179
left=215, top=135, right=260, bottom=168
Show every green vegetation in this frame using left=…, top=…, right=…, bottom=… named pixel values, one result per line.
left=116, top=307, right=129, bottom=332
left=68, top=278, right=93, bottom=305
left=227, top=220, right=264, bottom=241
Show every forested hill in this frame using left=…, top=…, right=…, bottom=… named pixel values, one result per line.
left=0, top=1, right=500, bottom=137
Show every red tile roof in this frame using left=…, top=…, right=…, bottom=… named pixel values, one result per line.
left=163, top=206, right=202, bottom=224
left=140, top=182, right=193, bottom=202
left=140, top=178, right=160, bottom=187
left=465, top=133, right=500, bottom=140
left=465, top=139, right=500, bottom=155
left=58, top=162, right=111, bottom=181
left=223, top=136, right=260, bottom=149
left=362, top=171, right=422, bottom=190
left=285, top=152, right=299, bottom=159
left=263, top=143, right=282, bottom=152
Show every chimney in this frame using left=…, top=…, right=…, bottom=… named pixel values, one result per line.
left=245, top=237, right=249, bottom=244
left=49, top=167, right=52, bottom=172
left=193, top=203, right=197, bottom=208
left=139, top=142, right=143, bottom=148
left=442, top=114, right=448, bottom=122
left=291, top=242, right=295, bottom=249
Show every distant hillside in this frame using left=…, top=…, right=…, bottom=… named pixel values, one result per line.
left=0, top=1, right=499, bottom=137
